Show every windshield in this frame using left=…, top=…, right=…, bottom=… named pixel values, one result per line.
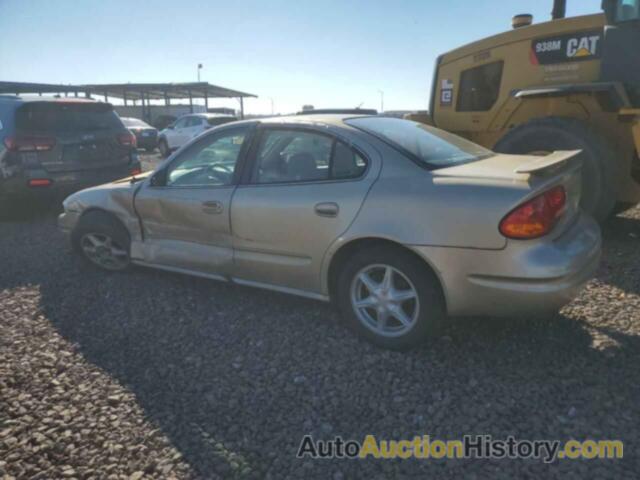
left=16, top=102, right=122, bottom=133
left=346, top=117, right=493, bottom=169
left=121, top=117, right=149, bottom=128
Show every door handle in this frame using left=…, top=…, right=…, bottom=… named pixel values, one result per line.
left=202, top=200, right=224, bottom=214
left=314, top=202, right=339, bottom=217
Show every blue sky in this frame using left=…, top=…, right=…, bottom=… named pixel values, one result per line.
left=0, top=0, right=602, bottom=114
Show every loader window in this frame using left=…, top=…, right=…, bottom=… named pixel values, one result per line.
left=615, top=0, right=640, bottom=22
left=456, top=61, right=504, bottom=112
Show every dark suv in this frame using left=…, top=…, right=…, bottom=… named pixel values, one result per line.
left=0, top=96, right=141, bottom=215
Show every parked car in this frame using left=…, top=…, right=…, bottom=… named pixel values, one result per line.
left=120, top=117, right=158, bottom=152
left=0, top=96, right=140, bottom=216
left=58, top=115, right=601, bottom=350
left=158, top=113, right=237, bottom=157
left=152, top=115, right=176, bottom=131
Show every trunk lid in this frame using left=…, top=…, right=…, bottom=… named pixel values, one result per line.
left=15, top=101, right=132, bottom=173
left=433, top=151, right=583, bottom=238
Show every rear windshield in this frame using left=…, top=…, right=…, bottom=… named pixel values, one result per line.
left=345, top=117, right=493, bottom=169
left=207, top=117, right=236, bottom=126
left=16, top=102, right=123, bottom=133
left=121, top=117, right=149, bottom=128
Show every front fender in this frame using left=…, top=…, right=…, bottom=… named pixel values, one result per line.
left=63, top=181, right=143, bottom=242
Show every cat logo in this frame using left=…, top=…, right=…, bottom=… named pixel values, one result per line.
left=567, top=35, right=600, bottom=58
left=531, top=30, right=602, bottom=65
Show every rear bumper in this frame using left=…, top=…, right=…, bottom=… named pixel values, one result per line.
left=135, top=135, right=157, bottom=149
left=0, top=161, right=141, bottom=204
left=410, top=213, right=602, bottom=317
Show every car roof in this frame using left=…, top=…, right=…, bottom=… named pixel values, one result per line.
left=258, top=114, right=371, bottom=127
left=0, top=94, right=103, bottom=104
left=186, top=113, right=236, bottom=119
left=206, top=114, right=376, bottom=132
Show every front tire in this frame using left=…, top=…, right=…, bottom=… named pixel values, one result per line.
left=158, top=139, right=170, bottom=158
left=336, top=247, right=445, bottom=350
left=494, top=117, right=617, bottom=222
left=72, top=211, right=131, bottom=272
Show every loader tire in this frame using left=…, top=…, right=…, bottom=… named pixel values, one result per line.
left=494, top=117, right=617, bottom=223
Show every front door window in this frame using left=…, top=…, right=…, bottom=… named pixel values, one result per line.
left=166, top=129, right=248, bottom=187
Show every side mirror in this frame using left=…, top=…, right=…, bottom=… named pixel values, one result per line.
left=150, top=169, right=167, bottom=187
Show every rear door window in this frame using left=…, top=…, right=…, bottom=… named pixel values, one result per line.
left=15, top=102, right=122, bottom=133
left=251, top=128, right=368, bottom=184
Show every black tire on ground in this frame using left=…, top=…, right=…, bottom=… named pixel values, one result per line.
left=145, top=146, right=156, bottom=153
left=158, top=139, right=170, bottom=158
left=71, top=210, right=131, bottom=272
left=336, top=246, right=446, bottom=351
left=494, top=117, right=617, bottom=223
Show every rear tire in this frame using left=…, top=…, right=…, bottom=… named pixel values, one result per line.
left=72, top=210, right=131, bottom=272
left=145, top=146, right=155, bottom=153
left=494, top=117, right=617, bottom=223
left=336, top=246, right=445, bottom=351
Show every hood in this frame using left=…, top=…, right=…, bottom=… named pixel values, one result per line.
left=111, top=170, right=153, bottom=184
left=63, top=172, right=149, bottom=214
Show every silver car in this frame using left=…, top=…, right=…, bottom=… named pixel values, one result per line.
left=58, top=115, right=601, bottom=350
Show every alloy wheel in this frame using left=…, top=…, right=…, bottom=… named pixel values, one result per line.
left=80, top=233, right=129, bottom=271
left=350, top=264, right=420, bottom=338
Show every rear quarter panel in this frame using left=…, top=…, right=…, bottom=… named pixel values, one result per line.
left=337, top=140, right=529, bottom=250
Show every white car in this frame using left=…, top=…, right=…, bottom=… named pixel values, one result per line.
left=158, top=113, right=236, bottom=157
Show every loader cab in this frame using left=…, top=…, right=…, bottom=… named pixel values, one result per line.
left=601, top=0, right=640, bottom=105
left=429, top=0, right=640, bottom=137
left=422, top=0, right=640, bottom=222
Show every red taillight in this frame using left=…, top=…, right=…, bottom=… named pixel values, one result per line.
left=28, top=178, right=52, bottom=187
left=4, top=135, right=56, bottom=152
left=117, top=132, right=137, bottom=148
left=499, top=186, right=567, bottom=239
left=130, top=167, right=142, bottom=176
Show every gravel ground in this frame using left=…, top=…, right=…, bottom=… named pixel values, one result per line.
left=1, top=163, right=639, bottom=478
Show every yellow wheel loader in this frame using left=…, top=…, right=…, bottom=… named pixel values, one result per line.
left=407, top=0, right=640, bottom=221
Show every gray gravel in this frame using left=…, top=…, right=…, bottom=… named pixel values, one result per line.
left=1, top=171, right=639, bottom=478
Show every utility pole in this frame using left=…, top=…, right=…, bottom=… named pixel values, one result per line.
left=378, top=90, right=384, bottom=113
left=269, top=97, right=274, bottom=115
left=197, top=63, right=203, bottom=82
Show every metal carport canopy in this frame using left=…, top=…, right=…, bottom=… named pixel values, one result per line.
left=0, top=81, right=257, bottom=118
left=80, top=82, right=256, bottom=101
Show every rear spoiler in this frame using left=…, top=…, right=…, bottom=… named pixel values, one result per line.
left=514, top=150, right=582, bottom=175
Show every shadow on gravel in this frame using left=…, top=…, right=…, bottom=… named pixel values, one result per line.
left=0, top=203, right=62, bottom=223
left=1, top=213, right=639, bottom=478
left=598, top=214, right=640, bottom=297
